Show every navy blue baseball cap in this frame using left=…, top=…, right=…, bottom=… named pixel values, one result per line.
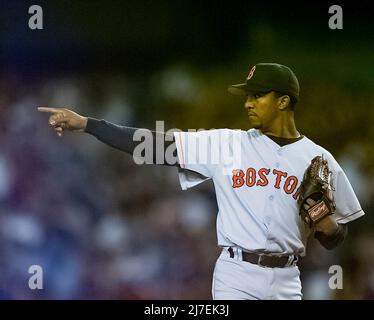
left=228, top=63, right=300, bottom=101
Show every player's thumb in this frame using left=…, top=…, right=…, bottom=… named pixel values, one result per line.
left=55, top=126, right=64, bottom=137
left=50, top=116, right=69, bottom=127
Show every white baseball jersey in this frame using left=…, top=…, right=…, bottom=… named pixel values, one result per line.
left=174, top=128, right=364, bottom=257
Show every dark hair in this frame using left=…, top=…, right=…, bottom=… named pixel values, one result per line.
left=273, top=91, right=297, bottom=111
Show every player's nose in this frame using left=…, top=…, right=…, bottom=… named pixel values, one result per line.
left=244, top=99, right=254, bottom=110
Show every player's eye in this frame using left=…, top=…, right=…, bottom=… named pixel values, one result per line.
left=254, top=91, right=271, bottom=99
left=246, top=92, right=266, bottom=100
left=246, top=93, right=258, bottom=99
left=254, top=93, right=265, bottom=99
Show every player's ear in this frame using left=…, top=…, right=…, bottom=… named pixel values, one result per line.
left=278, top=95, right=290, bottom=111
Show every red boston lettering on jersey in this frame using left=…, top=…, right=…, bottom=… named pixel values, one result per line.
left=256, top=168, right=270, bottom=187
left=246, top=168, right=256, bottom=187
left=283, top=176, right=298, bottom=194
left=232, top=169, right=245, bottom=188
left=231, top=167, right=301, bottom=199
left=273, top=169, right=288, bottom=189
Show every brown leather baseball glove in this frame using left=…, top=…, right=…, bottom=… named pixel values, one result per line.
left=298, top=156, right=336, bottom=227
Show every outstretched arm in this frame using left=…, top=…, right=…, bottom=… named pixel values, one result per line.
left=38, top=107, right=178, bottom=166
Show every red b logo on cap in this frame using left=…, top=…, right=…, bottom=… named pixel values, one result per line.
left=247, top=66, right=256, bottom=80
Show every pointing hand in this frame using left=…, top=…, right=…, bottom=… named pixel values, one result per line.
left=37, top=107, right=88, bottom=137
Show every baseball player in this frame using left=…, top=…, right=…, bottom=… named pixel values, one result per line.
left=38, top=63, right=364, bottom=300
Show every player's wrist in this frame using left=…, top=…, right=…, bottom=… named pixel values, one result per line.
left=83, top=117, right=100, bottom=133
left=314, top=216, right=338, bottom=235
left=81, top=116, right=88, bottom=130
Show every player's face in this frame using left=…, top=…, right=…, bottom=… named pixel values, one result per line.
left=244, top=91, right=280, bottom=130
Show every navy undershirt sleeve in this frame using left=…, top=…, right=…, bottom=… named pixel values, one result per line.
left=85, top=117, right=179, bottom=167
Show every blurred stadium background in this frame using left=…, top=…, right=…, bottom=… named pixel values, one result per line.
left=0, top=1, right=373, bottom=299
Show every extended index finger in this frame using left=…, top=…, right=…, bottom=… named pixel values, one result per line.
left=37, top=107, right=64, bottom=114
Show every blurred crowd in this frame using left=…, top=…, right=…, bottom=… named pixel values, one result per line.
left=0, top=76, right=220, bottom=299
left=0, top=75, right=372, bottom=300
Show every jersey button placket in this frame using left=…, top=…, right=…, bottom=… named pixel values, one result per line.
left=275, top=148, right=281, bottom=168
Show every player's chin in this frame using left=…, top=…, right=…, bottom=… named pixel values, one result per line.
left=248, top=117, right=261, bottom=129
